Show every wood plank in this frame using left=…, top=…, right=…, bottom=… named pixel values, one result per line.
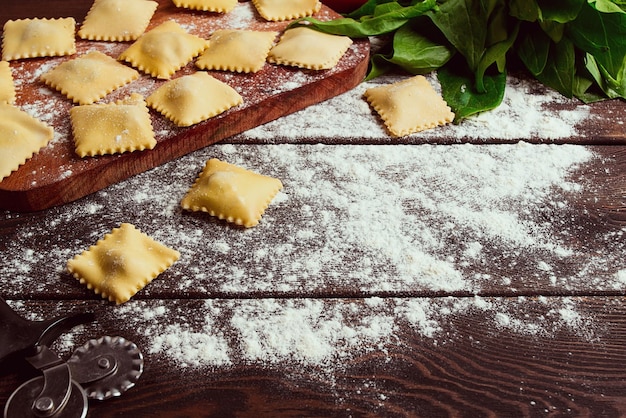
left=1, top=296, right=625, bottom=416
left=0, top=1, right=369, bottom=212
left=226, top=72, right=626, bottom=146
left=1, top=145, right=624, bottom=300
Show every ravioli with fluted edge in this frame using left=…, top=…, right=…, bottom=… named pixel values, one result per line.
left=267, top=26, right=352, bottom=70
left=40, top=50, right=140, bottom=105
left=0, top=103, right=54, bottom=181
left=252, top=0, right=321, bottom=21
left=364, top=75, right=455, bottom=136
left=196, top=29, right=278, bottom=73
left=70, top=93, right=156, bottom=157
left=118, top=20, right=208, bottom=79
left=172, top=0, right=237, bottom=12
left=181, top=158, right=283, bottom=228
left=0, top=62, right=15, bottom=104
left=78, top=0, right=158, bottom=42
left=146, top=72, right=243, bottom=127
left=67, top=223, right=180, bottom=304
left=2, top=17, right=76, bottom=61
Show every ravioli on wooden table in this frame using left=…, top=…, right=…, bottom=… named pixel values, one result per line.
left=67, top=223, right=180, bottom=304
left=181, top=158, right=283, bottom=228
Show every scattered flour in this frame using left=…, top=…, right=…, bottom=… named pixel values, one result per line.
left=233, top=74, right=592, bottom=143
left=2, top=138, right=624, bottom=369
left=1, top=51, right=623, bottom=371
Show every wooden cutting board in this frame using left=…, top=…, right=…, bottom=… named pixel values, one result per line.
left=0, top=1, right=369, bottom=212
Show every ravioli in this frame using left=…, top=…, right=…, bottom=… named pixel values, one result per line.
left=118, top=20, right=208, bottom=79
left=196, top=30, right=278, bottom=73
left=146, top=72, right=243, bottom=127
left=70, top=93, right=156, bottom=157
left=181, top=158, right=283, bottom=227
left=172, top=0, right=238, bottom=12
left=2, top=18, right=76, bottom=61
left=0, top=103, right=54, bottom=181
left=67, top=223, right=180, bottom=304
left=40, top=50, right=140, bottom=105
left=267, top=26, right=352, bottom=70
left=363, top=75, right=455, bottom=136
left=252, top=0, right=321, bottom=21
left=78, top=0, right=158, bottom=41
left=0, top=61, right=15, bottom=104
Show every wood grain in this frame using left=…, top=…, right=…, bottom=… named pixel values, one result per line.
left=0, top=1, right=369, bottom=212
left=1, top=297, right=626, bottom=417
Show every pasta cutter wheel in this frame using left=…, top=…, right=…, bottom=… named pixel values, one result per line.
left=4, top=376, right=88, bottom=418
left=67, top=335, right=143, bottom=401
left=1, top=297, right=143, bottom=418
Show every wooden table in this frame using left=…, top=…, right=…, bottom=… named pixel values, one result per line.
left=2, top=2, right=626, bottom=417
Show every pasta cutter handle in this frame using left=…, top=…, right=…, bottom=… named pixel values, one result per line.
left=0, top=296, right=95, bottom=363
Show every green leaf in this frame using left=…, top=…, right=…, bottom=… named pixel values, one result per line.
left=534, top=37, right=577, bottom=98
left=437, top=60, right=507, bottom=122
left=536, top=0, right=584, bottom=23
left=426, top=0, right=488, bottom=72
left=585, top=53, right=626, bottom=99
left=293, top=0, right=437, bottom=37
left=475, top=21, right=519, bottom=92
left=539, top=20, right=564, bottom=43
left=567, top=2, right=626, bottom=78
left=588, top=0, right=626, bottom=13
left=374, top=23, right=454, bottom=74
left=517, top=25, right=551, bottom=75
left=509, top=0, right=540, bottom=22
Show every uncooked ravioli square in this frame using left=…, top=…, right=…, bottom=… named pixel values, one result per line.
left=40, top=51, right=139, bottom=105
left=181, top=158, right=283, bottom=228
left=267, top=26, right=352, bottom=70
left=67, top=223, right=180, bottom=304
left=252, top=0, right=321, bottom=21
left=0, top=61, right=15, bottom=104
left=364, top=75, right=455, bottom=136
left=0, top=103, right=54, bottom=181
left=70, top=93, right=156, bottom=157
left=196, top=30, right=277, bottom=73
left=2, top=17, right=76, bottom=61
left=118, top=20, right=208, bottom=79
left=78, top=0, right=158, bottom=41
left=146, top=72, right=243, bottom=127
left=172, top=0, right=238, bottom=12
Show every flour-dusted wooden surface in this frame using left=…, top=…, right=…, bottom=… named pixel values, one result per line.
left=0, top=0, right=369, bottom=212
left=2, top=1, right=626, bottom=417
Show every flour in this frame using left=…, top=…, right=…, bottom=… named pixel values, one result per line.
left=232, top=74, right=591, bottom=143
left=3, top=135, right=624, bottom=370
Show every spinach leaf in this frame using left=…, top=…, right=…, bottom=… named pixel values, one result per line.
left=509, top=0, right=540, bottom=21
left=370, top=22, right=454, bottom=78
left=534, top=37, right=576, bottom=98
left=293, top=0, right=437, bottom=37
left=567, top=2, right=626, bottom=78
left=438, top=59, right=507, bottom=121
left=425, top=0, right=489, bottom=74
left=537, top=0, right=585, bottom=22
left=476, top=21, right=519, bottom=92
left=516, top=25, right=551, bottom=75
left=426, top=0, right=516, bottom=92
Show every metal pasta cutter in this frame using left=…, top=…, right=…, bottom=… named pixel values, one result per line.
left=1, top=297, right=143, bottom=418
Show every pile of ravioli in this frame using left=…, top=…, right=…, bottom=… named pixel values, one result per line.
left=0, top=0, right=356, bottom=181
